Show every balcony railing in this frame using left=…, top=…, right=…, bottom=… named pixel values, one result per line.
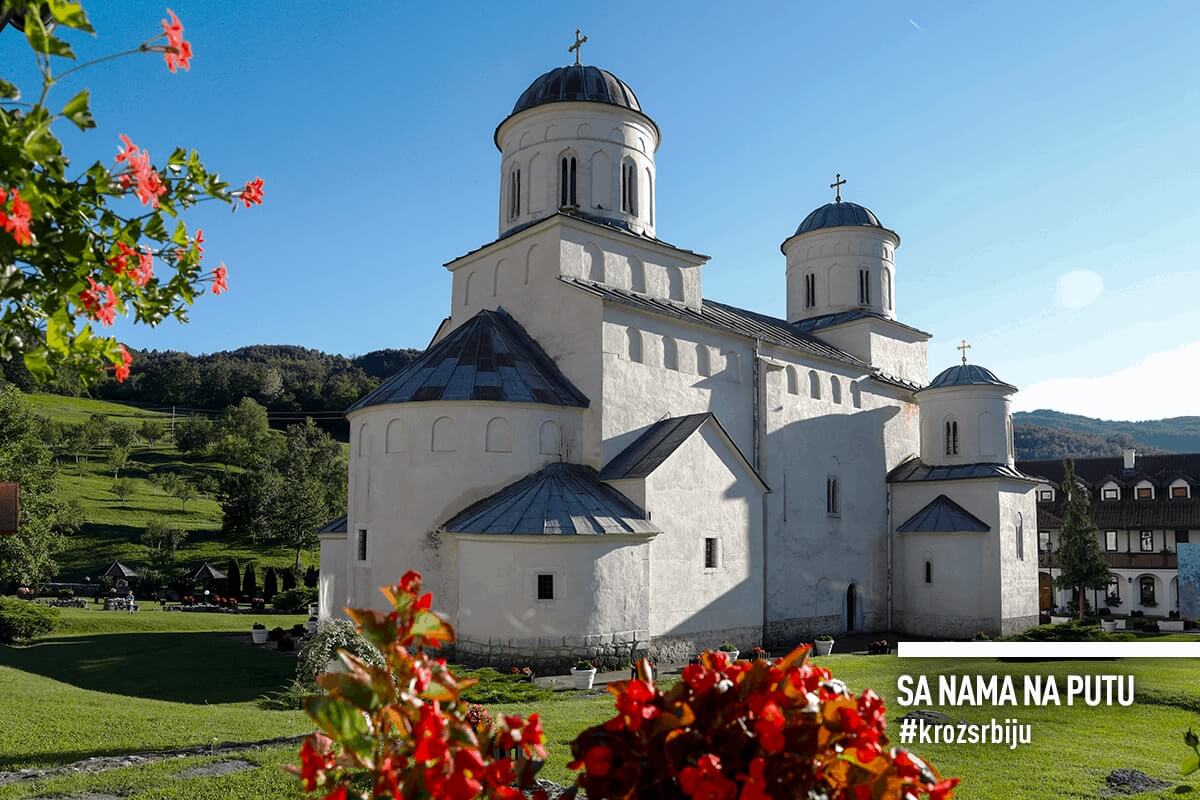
left=1038, top=550, right=1177, bottom=570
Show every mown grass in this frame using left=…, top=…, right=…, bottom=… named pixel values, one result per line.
left=46, top=605, right=308, bottom=637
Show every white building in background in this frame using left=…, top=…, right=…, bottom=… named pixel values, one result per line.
left=318, top=55, right=1040, bottom=666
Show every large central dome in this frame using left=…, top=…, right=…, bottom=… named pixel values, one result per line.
left=510, top=64, right=644, bottom=117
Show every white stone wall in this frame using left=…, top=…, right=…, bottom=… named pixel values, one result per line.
left=495, top=102, right=659, bottom=238
left=998, top=482, right=1040, bottom=631
left=318, top=530, right=346, bottom=620
left=918, top=386, right=1015, bottom=467
left=782, top=227, right=900, bottom=323
left=805, top=318, right=929, bottom=387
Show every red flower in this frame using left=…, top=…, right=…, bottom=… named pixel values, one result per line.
left=114, top=135, right=167, bottom=208
left=240, top=177, right=264, bottom=207
left=398, top=570, right=422, bottom=594
left=679, top=754, right=737, bottom=800
left=374, top=755, right=404, bottom=799
left=107, top=242, right=137, bottom=275
left=193, top=227, right=205, bottom=255
left=212, top=263, right=228, bottom=295
left=738, top=758, right=770, bottom=800
left=483, top=757, right=516, bottom=788
left=114, top=346, right=133, bottom=383
left=683, top=662, right=718, bottom=694
left=133, top=249, right=155, bottom=287
left=929, top=778, right=960, bottom=800
left=412, top=702, right=448, bottom=763
left=322, top=787, right=347, bottom=800
left=0, top=188, right=32, bottom=246
left=80, top=276, right=117, bottom=326
left=161, top=9, right=192, bottom=72
left=583, top=744, right=613, bottom=777
left=613, top=679, right=660, bottom=732
left=297, top=735, right=335, bottom=791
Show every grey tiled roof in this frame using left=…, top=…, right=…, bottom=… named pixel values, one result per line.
left=794, top=202, right=888, bottom=236
left=792, top=309, right=931, bottom=338
left=101, top=561, right=138, bottom=579
left=560, top=277, right=871, bottom=370
left=348, top=308, right=588, bottom=412
left=442, top=462, right=660, bottom=536
left=191, top=561, right=227, bottom=582
left=887, top=458, right=1041, bottom=484
left=317, top=514, right=347, bottom=534
left=599, top=412, right=768, bottom=489
left=921, top=364, right=1015, bottom=393
left=1018, top=455, right=1200, bottom=489
left=897, top=494, right=990, bottom=533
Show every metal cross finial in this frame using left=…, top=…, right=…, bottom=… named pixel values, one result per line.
left=569, top=28, right=588, bottom=65
left=957, top=339, right=972, bottom=366
left=830, top=173, right=847, bottom=203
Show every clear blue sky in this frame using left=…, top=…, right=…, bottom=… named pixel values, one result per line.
left=6, top=2, right=1199, bottom=419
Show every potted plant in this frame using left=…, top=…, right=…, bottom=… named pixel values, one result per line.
left=814, top=634, right=835, bottom=656
left=749, top=646, right=768, bottom=661
left=251, top=621, right=268, bottom=644
left=1101, top=619, right=1118, bottom=633
left=570, top=659, right=597, bottom=690
left=717, top=641, right=739, bottom=661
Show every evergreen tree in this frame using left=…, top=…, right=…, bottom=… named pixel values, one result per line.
left=242, top=561, right=258, bottom=598
left=226, top=557, right=241, bottom=599
left=304, top=565, right=319, bottom=589
left=1053, top=459, right=1111, bottom=621
left=263, top=566, right=278, bottom=601
left=280, top=566, right=296, bottom=591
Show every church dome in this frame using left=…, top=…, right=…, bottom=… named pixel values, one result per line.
left=922, top=363, right=1016, bottom=393
left=511, top=64, right=644, bottom=117
left=794, top=201, right=885, bottom=236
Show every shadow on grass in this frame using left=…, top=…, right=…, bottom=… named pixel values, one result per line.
left=0, top=632, right=295, bottom=704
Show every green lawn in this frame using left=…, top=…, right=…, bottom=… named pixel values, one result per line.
left=26, top=392, right=314, bottom=579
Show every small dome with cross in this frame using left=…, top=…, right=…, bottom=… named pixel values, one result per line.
left=794, top=201, right=886, bottom=236
left=921, top=363, right=1016, bottom=393
left=510, top=64, right=645, bottom=119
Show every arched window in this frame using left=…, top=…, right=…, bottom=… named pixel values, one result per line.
left=945, top=419, right=959, bottom=456
left=485, top=417, right=512, bottom=453
left=1015, top=512, right=1025, bottom=560
left=645, top=166, right=654, bottom=225
left=508, top=166, right=521, bottom=221
left=830, top=376, right=842, bottom=405
left=385, top=419, right=406, bottom=453
left=666, top=265, right=684, bottom=302
left=621, top=159, right=638, bottom=216
left=850, top=382, right=862, bottom=409
left=538, top=420, right=562, bottom=456
left=826, top=476, right=839, bottom=515
left=626, top=327, right=643, bottom=364
left=356, top=422, right=368, bottom=457
left=786, top=366, right=799, bottom=395
left=723, top=350, right=741, bottom=383
left=808, top=370, right=822, bottom=400
left=1140, top=576, right=1156, bottom=606
left=924, top=561, right=932, bottom=584
left=560, top=154, right=577, bottom=208
left=695, top=344, right=711, bottom=377
left=463, top=271, right=474, bottom=306
left=431, top=416, right=457, bottom=452
left=662, top=336, right=678, bottom=371
left=882, top=268, right=892, bottom=310
left=804, top=272, right=816, bottom=309
left=858, top=268, right=871, bottom=305
left=629, top=255, right=646, bottom=293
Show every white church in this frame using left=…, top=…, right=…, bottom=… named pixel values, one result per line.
left=318, top=50, right=1041, bottom=666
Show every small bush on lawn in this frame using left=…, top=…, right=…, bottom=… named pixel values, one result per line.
left=1006, top=620, right=1134, bottom=642
left=0, top=596, right=60, bottom=642
left=273, top=586, right=317, bottom=613
left=456, top=666, right=553, bottom=704
left=296, top=619, right=385, bottom=684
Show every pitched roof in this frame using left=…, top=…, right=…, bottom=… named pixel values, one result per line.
left=191, top=561, right=227, bottom=582
left=599, top=412, right=769, bottom=490
left=443, top=462, right=660, bottom=536
left=349, top=308, right=588, bottom=412
left=888, top=458, right=1041, bottom=484
left=560, top=277, right=871, bottom=370
left=317, top=514, right=347, bottom=535
left=897, top=494, right=990, bottom=533
left=0, top=483, right=16, bottom=535
left=792, top=309, right=930, bottom=339
left=1018, top=454, right=1200, bottom=488
left=100, top=561, right=138, bottom=579
left=920, top=364, right=1016, bottom=393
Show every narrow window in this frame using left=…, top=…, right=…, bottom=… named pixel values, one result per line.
left=508, top=168, right=521, bottom=221
left=704, top=538, right=718, bottom=569
left=1016, top=513, right=1024, bottom=560
left=560, top=156, right=577, bottom=207
left=826, top=477, right=839, bottom=515
left=1140, top=576, right=1156, bottom=606
left=1105, top=530, right=1118, bottom=551
left=1136, top=486, right=1152, bottom=500
left=945, top=420, right=959, bottom=455
left=882, top=269, right=892, bottom=310
left=804, top=273, right=816, bottom=308
left=808, top=370, right=821, bottom=399
left=621, top=161, right=638, bottom=215
left=924, top=561, right=932, bottom=584
left=858, top=269, right=870, bottom=304
left=356, top=529, right=368, bottom=562
left=830, top=376, right=842, bottom=405
left=536, top=573, right=554, bottom=600
left=1140, top=530, right=1154, bottom=551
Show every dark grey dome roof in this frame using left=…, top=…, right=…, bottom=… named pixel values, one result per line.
left=921, top=364, right=1016, bottom=393
left=795, top=201, right=884, bottom=236
left=511, top=64, right=643, bottom=116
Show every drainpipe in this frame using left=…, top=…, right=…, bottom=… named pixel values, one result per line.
left=886, top=486, right=894, bottom=631
left=753, top=339, right=769, bottom=638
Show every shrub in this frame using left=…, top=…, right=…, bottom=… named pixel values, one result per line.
left=273, top=586, right=317, bottom=613
left=56, top=587, right=75, bottom=600
left=0, top=596, right=59, bottom=642
left=295, top=618, right=385, bottom=685
left=815, top=633, right=834, bottom=641
left=253, top=622, right=267, bottom=630
left=717, top=641, right=738, bottom=652
left=268, top=626, right=286, bottom=642
left=456, top=667, right=551, bottom=704
left=1006, top=620, right=1133, bottom=642
left=574, top=659, right=595, bottom=671
left=278, top=635, right=295, bottom=652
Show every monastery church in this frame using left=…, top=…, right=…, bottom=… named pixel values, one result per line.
left=318, top=45, right=1041, bottom=665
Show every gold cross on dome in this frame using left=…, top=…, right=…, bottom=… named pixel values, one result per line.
left=957, top=339, right=972, bottom=365
left=569, top=28, right=588, bottom=65
left=830, top=173, right=847, bottom=203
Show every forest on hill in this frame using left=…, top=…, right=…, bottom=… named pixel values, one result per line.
left=1014, top=409, right=1200, bottom=454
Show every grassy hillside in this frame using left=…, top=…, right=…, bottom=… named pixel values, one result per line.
left=28, top=393, right=315, bottom=581
left=1016, top=409, right=1200, bottom=453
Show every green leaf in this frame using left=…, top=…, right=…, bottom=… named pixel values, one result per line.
left=61, top=89, right=95, bottom=131
left=24, top=13, right=75, bottom=58
left=0, top=79, right=19, bottom=100
left=23, top=347, right=51, bottom=381
left=45, top=309, right=73, bottom=354
left=1182, top=752, right=1199, bottom=776
left=171, top=220, right=189, bottom=247
left=304, top=696, right=374, bottom=758
left=46, top=0, right=94, bottom=33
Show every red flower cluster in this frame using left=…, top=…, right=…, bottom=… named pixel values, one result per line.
left=114, top=346, right=133, bottom=383
left=0, top=187, right=32, bottom=246
left=107, top=242, right=155, bottom=286
left=212, top=263, right=228, bottom=295
left=239, top=177, right=265, bottom=208
left=161, top=9, right=192, bottom=72
left=570, top=648, right=958, bottom=800
left=79, top=276, right=117, bottom=326
left=115, top=135, right=167, bottom=208
left=292, top=570, right=547, bottom=800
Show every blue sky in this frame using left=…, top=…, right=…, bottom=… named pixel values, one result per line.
left=6, top=2, right=1199, bottom=420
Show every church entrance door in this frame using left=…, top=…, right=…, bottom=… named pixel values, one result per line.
left=845, top=584, right=858, bottom=632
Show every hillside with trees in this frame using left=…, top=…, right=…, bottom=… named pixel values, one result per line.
left=1015, top=409, right=1200, bottom=454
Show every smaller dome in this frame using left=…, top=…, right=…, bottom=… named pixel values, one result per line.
left=922, top=364, right=1016, bottom=392
left=794, top=201, right=884, bottom=236
left=511, top=64, right=644, bottom=117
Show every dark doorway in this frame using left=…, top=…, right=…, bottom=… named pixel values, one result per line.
left=846, top=584, right=858, bottom=632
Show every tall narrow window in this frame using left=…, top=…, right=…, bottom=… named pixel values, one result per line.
left=826, top=477, right=839, bottom=515
left=508, top=168, right=521, bottom=221
left=1140, top=530, right=1154, bottom=551
left=883, top=269, right=892, bottom=310
left=356, top=529, right=368, bottom=562
left=536, top=573, right=554, bottom=601
left=560, top=156, right=577, bottom=207
left=945, top=420, right=959, bottom=455
left=704, top=538, right=718, bottom=569
left=804, top=272, right=816, bottom=308
left=621, top=160, right=638, bottom=215
left=924, top=561, right=932, bottom=584
left=858, top=269, right=870, bottom=304
left=1105, top=530, right=1118, bottom=551
left=1016, top=513, right=1024, bottom=560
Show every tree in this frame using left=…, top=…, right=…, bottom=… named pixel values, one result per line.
left=138, top=419, right=164, bottom=447
left=226, top=557, right=241, bottom=599
left=1054, top=459, right=1111, bottom=621
left=173, top=415, right=215, bottom=455
left=110, top=476, right=134, bottom=506
left=172, top=480, right=196, bottom=512
left=220, top=466, right=282, bottom=542
left=108, top=443, right=130, bottom=477
left=216, top=397, right=274, bottom=468
left=0, top=386, right=69, bottom=584
left=242, top=561, right=258, bottom=598
left=84, top=413, right=109, bottom=448
left=262, top=565, right=278, bottom=602
left=108, top=421, right=135, bottom=449
left=280, top=566, right=296, bottom=592
left=142, top=518, right=187, bottom=568
left=0, top=2, right=264, bottom=385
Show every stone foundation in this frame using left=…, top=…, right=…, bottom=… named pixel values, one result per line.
left=648, top=624, right=764, bottom=664
left=999, top=614, right=1039, bottom=638
left=763, top=615, right=842, bottom=648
